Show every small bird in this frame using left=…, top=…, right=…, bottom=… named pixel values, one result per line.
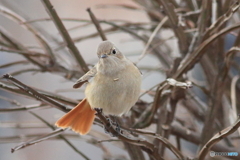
left=55, top=40, right=142, bottom=135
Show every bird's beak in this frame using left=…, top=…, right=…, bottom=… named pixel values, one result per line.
left=100, top=54, right=108, bottom=58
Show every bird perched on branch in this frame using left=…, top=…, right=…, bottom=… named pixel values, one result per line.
left=55, top=40, right=142, bottom=135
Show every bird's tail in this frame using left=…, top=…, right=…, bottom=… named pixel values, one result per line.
left=55, top=98, right=95, bottom=135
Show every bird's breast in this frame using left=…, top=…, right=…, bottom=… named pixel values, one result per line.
left=85, top=64, right=141, bottom=116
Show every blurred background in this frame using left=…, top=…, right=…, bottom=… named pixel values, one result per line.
left=0, top=0, right=240, bottom=160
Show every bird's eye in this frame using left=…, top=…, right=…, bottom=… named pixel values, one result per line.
left=112, top=49, right=116, bottom=54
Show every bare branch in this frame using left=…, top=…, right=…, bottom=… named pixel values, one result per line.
left=175, top=23, right=240, bottom=79
left=86, top=8, right=107, bottom=41
left=0, top=6, right=56, bottom=61
left=0, top=47, right=49, bottom=57
left=41, top=0, right=89, bottom=73
left=155, top=0, right=189, bottom=54
left=11, top=128, right=65, bottom=153
left=198, top=116, right=240, bottom=160
left=2, top=74, right=69, bottom=112
left=137, top=16, right=168, bottom=62
left=0, top=61, right=29, bottom=69
left=129, top=128, right=185, bottom=160
left=133, top=79, right=192, bottom=128
left=203, top=1, right=240, bottom=40
left=94, top=108, right=161, bottom=160
left=0, top=104, right=46, bottom=112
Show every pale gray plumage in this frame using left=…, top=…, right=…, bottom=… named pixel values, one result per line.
left=73, top=40, right=142, bottom=116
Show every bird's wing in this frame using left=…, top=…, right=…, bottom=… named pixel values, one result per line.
left=73, top=66, right=97, bottom=89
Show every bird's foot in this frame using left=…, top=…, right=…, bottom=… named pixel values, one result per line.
left=105, top=117, right=121, bottom=137
left=94, top=108, right=102, bottom=114
left=94, top=108, right=122, bottom=137
left=110, top=116, right=122, bottom=137
left=115, top=122, right=121, bottom=136
left=104, top=117, right=121, bottom=137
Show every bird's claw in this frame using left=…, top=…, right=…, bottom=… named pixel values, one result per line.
left=94, top=108, right=122, bottom=137
left=94, top=108, right=102, bottom=115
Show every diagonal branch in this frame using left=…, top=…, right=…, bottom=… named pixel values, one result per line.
left=87, top=8, right=107, bottom=41
left=200, top=46, right=240, bottom=147
left=137, top=16, right=168, bottom=62
left=133, top=79, right=192, bottom=128
left=203, top=1, right=240, bottom=40
left=198, top=116, right=240, bottom=160
left=0, top=81, right=78, bottom=107
left=11, top=128, right=65, bottom=153
left=0, top=6, right=56, bottom=62
left=155, top=0, right=188, bottom=54
left=174, top=23, right=240, bottom=79
left=32, top=112, right=90, bottom=159
left=2, top=74, right=69, bottom=112
left=0, top=29, right=46, bottom=69
left=41, top=0, right=89, bottom=73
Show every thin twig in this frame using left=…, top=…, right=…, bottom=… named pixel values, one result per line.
left=2, top=74, right=69, bottom=112
left=155, top=0, right=188, bottom=54
left=9, top=69, right=41, bottom=76
left=0, top=133, right=80, bottom=143
left=0, top=6, right=56, bottom=61
left=198, top=116, right=240, bottom=160
left=0, top=61, right=29, bottom=69
left=86, top=8, right=107, bottom=41
left=133, top=79, right=192, bottom=128
left=0, top=47, right=49, bottom=57
left=175, top=23, right=240, bottom=79
left=28, top=111, right=90, bottom=160
left=0, top=102, right=46, bottom=112
left=203, top=1, right=240, bottom=40
left=11, top=128, right=66, bottom=152
left=230, top=76, right=240, bottom=126
left=137, top=16, right=168, bottom=63
left=0, top=29, right=46, bottom=69
left=133, top=80, right=167, bottom=128
left=0, top=81, right=78, bottom=107
left=171, top=123, right=240, bottom=160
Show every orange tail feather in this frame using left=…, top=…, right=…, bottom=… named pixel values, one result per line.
left=55, top=98, right=96, bottom=135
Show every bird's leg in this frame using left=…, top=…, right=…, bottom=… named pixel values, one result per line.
left=105, top=116, right=121, bottom=137
left=95, top=108, right=122, bottom=137
left=94, top=108, right=113, bottom=135
left=110, top=115, right=121, bottom=136
left=114, top=116, right=121, bottom=134
left=94, top=108, right=103, bottom=114
left=104, top=116, right=112, bottom=134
